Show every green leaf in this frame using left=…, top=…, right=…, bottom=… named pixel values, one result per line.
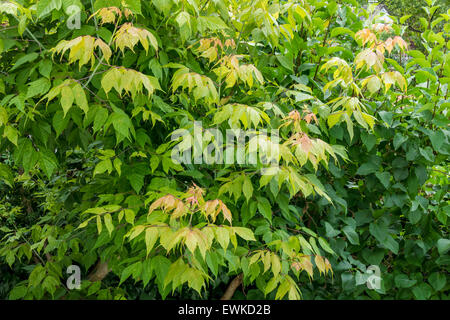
left=361, top=131, right=376, bottom=151
left=150, top=155, right=160, bottom=173
left=256, top=197, right=272, bottom=223
left=276, top=54, right=294, bottom=71
left=384, top=236, right=399, bottom=254
left=52, top=110, right=70, bottom=136
left=419, top=146, right=435, bottom=162
left=42, top=276, right=59, bottom=295
left=412, top=283, right=433, bottom=300
left=0, top=163, right=14, bottom=187
left=393, top=133, right=408, bottom=150
left=10, top=53, right=39, bottom=71
left=427, top=131, right=445, bottom=152
left=342, top=226, right=359, bottom=245
left=0, top=107, right=7, bottom=126
left=39, top=149, right=58, bottom=178
left=4, top=126, right=18, bottom=146
left=356, top=162, right=378, bottom=175
left=123, top=0, right=141, bottom=14
left=324, top=222, right=340, bottom=238
left=394, top=274, right=417, bottom=288
left=96, top=215, right=102, bottom=234
left=94, top=159, right=112, bottom=176
left=375, top=172, right=390, bottom=189
left=175, top=11, right=191, bottom=42
left=369, top=222, right=388, bottom=243
left=103, top=213, right=114, bottom=235
left=242, top=175, right=253, bottom=202
left=145, top=228, right=158, bottom=256
left=378, top=111, right=393, bottom=126
left=215, top=227, right=229, bottom=250
left=436, top=239, right=450, bottom=255
left=9, top=286, right=28, bottom=300
left=400, top=15, right=412, bottom=24
left=298, top=236, right=313, bottom=255
left=233, top=227, right=256, bottom=241
left=271, top=254, right=281, bottom=277
left=318, top=237, right=335, bottom=255
left=142, top=259, right=153, bottom=287
left=37, top=0, right=62, bottom=18
left=93, top=107, right=108, bottom=133
left=127, top=172, right=145, bottom=193
left=343, top=113, right=353, bottom=141
left=26, top=78, right=51, bottom=98
left=39, top=59, right=53, bottom=78
left=119, top=262, right=142, bottom=285
left=72, top=83, right=89, bottom=114
left=60, top=86, right=74, bottom=117
left=428, top=272, right=446, bottom=291
left=327, top=112, right=343, bottom=128
left=265, top=276, right=279, bottom=296
left=29, top=265, right=46, bottom=287
left=330, top=27, right=355, bottom=38
left=113, top=158, right=122, bottom=176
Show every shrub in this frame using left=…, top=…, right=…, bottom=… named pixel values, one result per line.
left=0, top=0, right=448, bottom=300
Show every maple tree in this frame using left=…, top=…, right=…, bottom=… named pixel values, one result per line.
left=0, top=0, right=448, bottom=300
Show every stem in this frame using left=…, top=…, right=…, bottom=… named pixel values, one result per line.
left=199, top=0, right=211, bottom=13
left=313, top=17, right=333, bottom=81
left=12, top=16, right=45, bottom=51
left=90, top=0, right=99, bottom=32
left=432, top=44, right=447, bottom=119
left=235, top=21, right=246, bottom=52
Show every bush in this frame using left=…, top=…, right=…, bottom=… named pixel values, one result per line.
left=0, top=0, right=448, bottom=300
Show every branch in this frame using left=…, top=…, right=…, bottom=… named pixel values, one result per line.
left=220, top=273, right=243, bottom=300
left=407, top=24, right=422, bottom=33
left=313, top=16, right=333, bottom=81
left=87, top=260, right=111, bottom=282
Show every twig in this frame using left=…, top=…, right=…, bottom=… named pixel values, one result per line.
left=313, top=17, right=333, bottom=81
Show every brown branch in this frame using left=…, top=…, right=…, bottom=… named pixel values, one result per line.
left=32, top=255, right=41, bottom=265
left=220, top=273, right=243, bottom=300
left=404, top=24, right=422, bottom=34
left=87, top=260, right=111, bottom=282
left=42, top=239, right=54, bottom=263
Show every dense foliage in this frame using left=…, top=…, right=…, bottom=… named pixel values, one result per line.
left=358, top=0, right=450, bottom=52
left=0, top=0, right=448, bottom=300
